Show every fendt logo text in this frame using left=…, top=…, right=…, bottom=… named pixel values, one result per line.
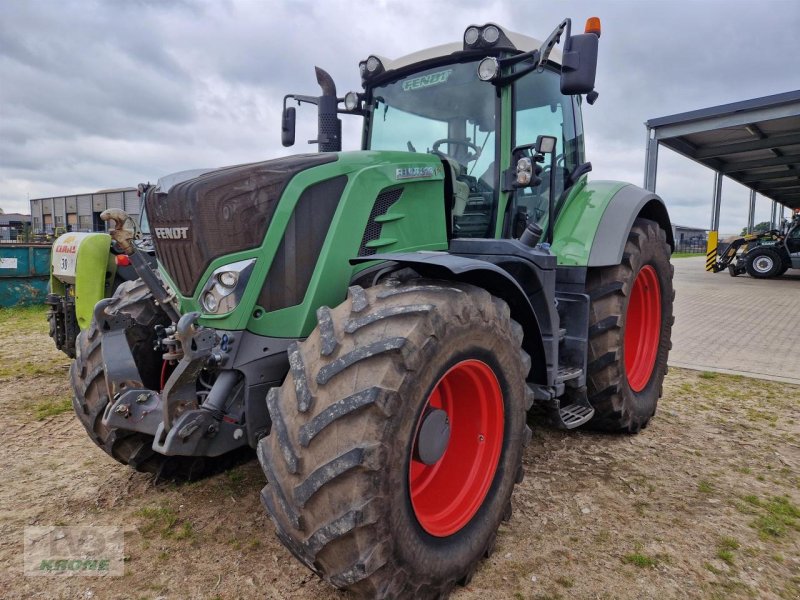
left=154, top=227, right=189, bottom=240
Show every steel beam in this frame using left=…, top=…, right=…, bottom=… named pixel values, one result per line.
left=738, top=169, right=797, bottom=183
left=710, top=171, right=723, bottom=231
left=694, top=132, right=800, bottom=159
left=747, top=190, right=756, bottom=233
left=771, top=201, right=778, bottom=228
left=651, top=101, right=800, bottom=141
left=644, top=128, right=659, bottom=191
left=722, top=154, right=800, bottom=173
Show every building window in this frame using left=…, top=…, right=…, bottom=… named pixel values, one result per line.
left=79, top=215, right=92, bottom=231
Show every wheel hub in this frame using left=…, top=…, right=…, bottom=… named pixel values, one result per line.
left=414, top=408, right=451, bottom=465
left=754, top=256, right=773, bottom=273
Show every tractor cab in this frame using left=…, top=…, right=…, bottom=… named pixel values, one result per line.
left=282, top=19, right=599, bottom=243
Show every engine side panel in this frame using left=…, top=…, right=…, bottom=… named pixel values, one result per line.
left=161, top=151, right=449, bottom=337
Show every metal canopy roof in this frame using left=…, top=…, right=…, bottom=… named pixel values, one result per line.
left=645, top=90, right=800, bottom=210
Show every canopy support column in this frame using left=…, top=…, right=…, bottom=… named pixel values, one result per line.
left=644, top=127, right=659, bottom=192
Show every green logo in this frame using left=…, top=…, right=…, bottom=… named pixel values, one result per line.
left=402, top=69, right=453, bottom=92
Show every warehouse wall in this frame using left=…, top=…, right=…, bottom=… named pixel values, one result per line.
left=29, top=188, right=140, bottom=234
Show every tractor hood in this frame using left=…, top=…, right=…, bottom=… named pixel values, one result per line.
left=145, top=153, right=337, bottom=296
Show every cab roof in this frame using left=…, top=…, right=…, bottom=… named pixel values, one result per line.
left=372, top=25, right=561, bottom=76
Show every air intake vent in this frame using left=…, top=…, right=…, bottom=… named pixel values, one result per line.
left=358, top=188, right=404, bottom=256
left=257, top=175, right=347, bottom=312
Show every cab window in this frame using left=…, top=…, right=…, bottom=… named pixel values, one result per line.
left=511, top=69, right=580, bottom=235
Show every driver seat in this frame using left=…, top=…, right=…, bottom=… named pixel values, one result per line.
left=479, top=161, right=496, bottom=190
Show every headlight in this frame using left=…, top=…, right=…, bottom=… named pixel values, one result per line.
left=202, top=291, right=219, bottom=312
left=464, top=26, right=480, bottom=46
left=477, top=57, right=499, bottom=81
left=344, top=91, right=360, bottom=111
left=218, top=271, right=238, bottom=288
left=482, top=25, right=500, bottom=44
left=199, top=258, right=256, bottom=315
left=365, top=56, right=381, bottom=73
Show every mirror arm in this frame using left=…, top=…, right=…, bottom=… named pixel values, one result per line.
left=283, top=94, right=319, bottom=110
left=546, top=150, right=557, bottom=245
left=491, top=19, right=571, bottom=87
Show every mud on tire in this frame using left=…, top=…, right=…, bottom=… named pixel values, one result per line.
left=258, top=279, right=532, bottom=598
left=585, top=218, right=674, bottom=432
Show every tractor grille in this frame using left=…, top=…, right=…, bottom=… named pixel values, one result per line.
left=146, top=154, right=336, bottom=296
left=358, top=188, right=404, bottom=256
left=257, top=175, right=347, bottom=312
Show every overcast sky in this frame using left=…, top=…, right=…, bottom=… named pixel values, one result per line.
left=1, top=0, right=799, bottom=232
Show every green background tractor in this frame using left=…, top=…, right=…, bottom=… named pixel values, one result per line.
left=69, top=17, right=674, bottom=598
left=713, top=212, right=800, bottom=278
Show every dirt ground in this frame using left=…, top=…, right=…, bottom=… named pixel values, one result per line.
left=0, top=307, right=798, bottom=600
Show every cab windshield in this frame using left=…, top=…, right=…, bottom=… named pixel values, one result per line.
left=368, top=60, right=498, bottom=237
left=368, top=60, right=497, bottom=185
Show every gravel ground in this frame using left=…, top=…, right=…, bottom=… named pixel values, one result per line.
left=0, top=307, right=797, bottom=599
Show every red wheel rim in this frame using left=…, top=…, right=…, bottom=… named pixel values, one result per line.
left=624, top=265, right=662, bottom=392
left=409, top=359, right=504, bottom=537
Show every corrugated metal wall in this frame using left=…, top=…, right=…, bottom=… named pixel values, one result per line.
left=28, top=188, right=140, bottom=233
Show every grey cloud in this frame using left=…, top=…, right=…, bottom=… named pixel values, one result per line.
left=0, top=0, right=797, bottom=236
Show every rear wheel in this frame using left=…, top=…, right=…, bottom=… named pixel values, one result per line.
left=258, top=279, right=531, bottom=598
left=585, top=218, right=674, bottom=432
left=745, top=248, right=782, bottom=278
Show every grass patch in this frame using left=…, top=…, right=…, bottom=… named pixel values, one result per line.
left=622, top=553, right=658, bottom=568
left=746, top=495, right=800, bottom=539
left=698, top=371, right=718, bottom=380
left=671, top=252, right=703, bottom=259
left=698, top=480, right=714, bottom=494
left=0, top=305, right=49, bottom=335
left=555, top=576, right=574, bottom=588
left=33, top=395, right=73, bottom=420
left=137, top=505, right=195, bottom=540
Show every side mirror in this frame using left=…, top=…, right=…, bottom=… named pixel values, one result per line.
left=281, top=106, right=296, bottom=147
left=560, top=33, right=598, bottom=95
left=535, top=135, right=557, bottom=155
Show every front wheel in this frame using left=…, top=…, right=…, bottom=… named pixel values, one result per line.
left=258, top=279, right=531, bottom=598
left=745, top=248, right=782, bottom=278
left=585, top=218, right=674, bottom=432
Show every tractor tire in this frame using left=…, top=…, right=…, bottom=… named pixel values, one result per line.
left=70, top=279, right=245, bottom=481
left=745, top=248, right=782, bottom=278
left=776, top=261, right=790, bottom=277
left=258, top=279, right=531, bottom=598
left=585, top=218, right=674, bottom=433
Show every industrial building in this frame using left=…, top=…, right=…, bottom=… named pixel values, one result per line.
left=0, top=213, right=32, bottom=242
left=28, top=187, right=140, bottom=235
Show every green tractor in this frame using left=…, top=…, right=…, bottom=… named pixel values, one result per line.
left=714, top=212, right=800, bottom=278
left=70, top=17, right=674, bottom=598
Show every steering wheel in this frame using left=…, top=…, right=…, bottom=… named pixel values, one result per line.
left=431, top=138, right=481, bottom=163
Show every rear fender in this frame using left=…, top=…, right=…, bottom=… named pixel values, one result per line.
left=553, top=179, right=674, bottom=267
left=351, top=252, right=548, bottom=384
